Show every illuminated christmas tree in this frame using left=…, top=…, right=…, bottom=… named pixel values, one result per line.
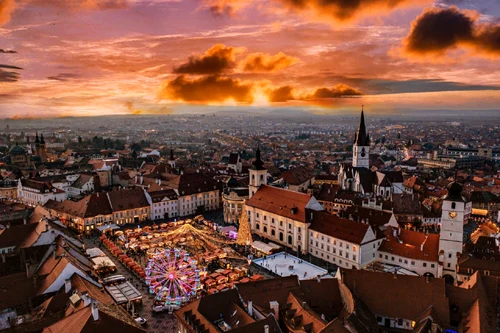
left=236, top=207, right=252, bottom=246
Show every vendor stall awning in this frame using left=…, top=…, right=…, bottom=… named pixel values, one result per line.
left=86, top=247, right=105, bottom=258
left=96, top=224, right=120, bottom=232
left=251, top=241, right=277, bottom=254
left=91, top=256, right=116, bottom=270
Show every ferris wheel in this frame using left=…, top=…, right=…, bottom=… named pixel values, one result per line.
left=145, top=248, right=200, bottom=306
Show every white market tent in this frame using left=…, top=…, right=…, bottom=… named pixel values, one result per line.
left=96, top=224, right=120, bottom=232
left=86, top=247, right=105, bottom=258
left=91, top=256, right=116, bottom=270
left=105, top=282, right=142, bottom=305
left=251, top=241, right=278, bottom=255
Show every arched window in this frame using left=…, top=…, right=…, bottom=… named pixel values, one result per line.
left=260, top=175, right=264, bottom=181
left=279, top=232, right=283, bottom=241
left=451, top=202, right=456, bottom=209
left=263, top=226, right=267, bottom=233
left=288, top=235, right=293, bottom=245
left=271, top=229, right=275, bottom=236
left=256, top=223, right=260, bottom=230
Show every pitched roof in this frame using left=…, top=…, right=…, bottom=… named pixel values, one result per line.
left=341, top=270, right=450, bottom=325
left=0, top=273, right=39, bottom=310
left=43, top=304, right=144, bottom=333
left=282, top=166, right=313, bottom=186
left=245, top=185, right=315, bottom=223
left=309, top=211, right=371, bottom=245
left=378, top=227, right=440, bottom=262
left=107, top=188, right=149, bottom=212
left=0, top=222, right=38, bottom=249
left=45, top=193, right=112, bottom=218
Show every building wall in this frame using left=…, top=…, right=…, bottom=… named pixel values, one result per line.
left=151, top=200, right=178, bottom=220
left=178, top=190, right=219, bottom=217
left=376, top=251, right=439, bottom=277
left=247, top=206, right=308, bottom=254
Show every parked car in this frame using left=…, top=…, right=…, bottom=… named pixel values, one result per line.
left=134, top=316, right=147, bottom=326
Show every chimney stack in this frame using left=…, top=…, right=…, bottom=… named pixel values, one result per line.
left=248, top=300, right=253, bottom=317
left=264, top=325, right=269, bottom=333
left=65, top=279, right=71, bottom=293
left=269, top=301, right=279, bottom=320
left=91, top=300, right=99, bottom=321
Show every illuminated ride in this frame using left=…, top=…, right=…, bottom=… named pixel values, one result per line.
left=145, top=248, right=200, bottom=307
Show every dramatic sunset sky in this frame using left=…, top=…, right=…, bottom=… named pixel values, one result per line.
left=0, top=0, right=499, bottom=118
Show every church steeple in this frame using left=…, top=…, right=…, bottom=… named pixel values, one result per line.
left=352, top=106, right=370, bottom=168
left=252, top=146, right=265, bottom=170
left=35, top=132, right=40, bottom=145
left=40, top=134, right=45, bottom=144
left=248, top=146, right=267, bottom=198
left=169, top=148, right=175, bottom=161
left=354, top=106, right=370, bottom=146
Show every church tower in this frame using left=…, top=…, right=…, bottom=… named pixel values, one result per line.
left=248, top=146, right=267, bottom=199
left=168, top=148, right=176, bottom=169
left=35, top=132, right=40, bottom=156
left=352, top=107, right=370, bottom=168
left=439, top=182, right=470, bottom=281
left=39, top=134, right=47, bottom=162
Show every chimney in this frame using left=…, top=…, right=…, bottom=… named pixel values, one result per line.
left=24, top=218, right=27, bottom=225
left=264, top=325, right=269, bottom=333
left=81, top=292, right=91, bottom=306
left=91, top=300, right=99, bottom=321
left=248, top=300, right=253, bottom=317
left=65, top=279, right=71, bottom=293
left=269, top=301, right=279, bottom=320
left=420, top=243, right=424, bottom=251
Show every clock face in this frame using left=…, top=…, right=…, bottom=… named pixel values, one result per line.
left=449, top=211, right=457, bottom=219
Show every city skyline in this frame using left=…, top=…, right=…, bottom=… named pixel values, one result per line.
left=1, top=0, right=500, bottom=118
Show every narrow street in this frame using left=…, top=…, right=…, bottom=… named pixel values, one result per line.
left=84, top=236, right=179, bottom=333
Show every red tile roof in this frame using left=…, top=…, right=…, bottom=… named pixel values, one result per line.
left=378, top=227, right=440, bottom=261
left=245, top=185, right=314, bottom=223
left=309, top=211, right=371, bottom=245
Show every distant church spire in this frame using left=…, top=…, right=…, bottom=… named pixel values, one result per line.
left=35, top=131, right=40, bottom=145
left=252, top=146, right=265, bottom=170
left=169, top=148, right=175, bottom=161
left=354, top=106, right=370, bottom=146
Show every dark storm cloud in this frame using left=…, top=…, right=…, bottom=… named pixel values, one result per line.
left=159, top=75, right=254, bottom=103
left=404, top=6, right=500, bottom=57
left=47, top=73, right=81, bottom=81
left=172, top=44, right=239, bottom=75
left=0, top=64, right=22, bottom=69
left=0, top=68, right=19, bottom=82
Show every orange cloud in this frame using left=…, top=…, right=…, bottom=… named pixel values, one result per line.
left=173, top=44, right=243, bottom=75
left=241, top=52, right=299, bottom=72
left=268, top=85, right=295, bottom=102
left=302, top=83, right=362, bottom=99
left=0, top=0, right=14, bottom=26
left=159, top=75, right=254, bottom=103
left=403, top=6, right=500, bottom=59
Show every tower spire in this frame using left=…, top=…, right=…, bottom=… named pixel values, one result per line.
left=354, top=106, right=369, bottom=146
left=253, top=146, right=265, bottom=170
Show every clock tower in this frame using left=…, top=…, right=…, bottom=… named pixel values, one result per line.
left=439, top=182, right=470, bottom=281
left=352, top=107, right=370, bottom=168
left=248, top=146, right=267, bottom=199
